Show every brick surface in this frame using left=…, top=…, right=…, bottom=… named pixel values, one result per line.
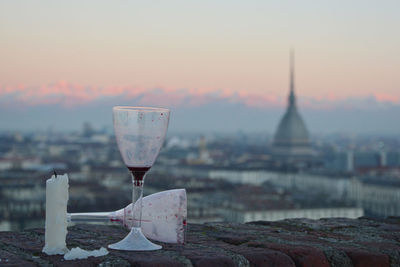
left=342, top=248, right=390, bottom=267
left=247, top=242, right=330, bottom=267
left=0, top=250, right=36, bottom=267
left=233, top=248, right=295, bottom=267
left=0, top=217, right=400, bottom=266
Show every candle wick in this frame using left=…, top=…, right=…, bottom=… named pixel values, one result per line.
left=54, top=170, right=57, bottom=178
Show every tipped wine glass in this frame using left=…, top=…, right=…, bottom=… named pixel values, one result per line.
left=67, top=189, right=187, bottom=244
left=108, top=106, right=170, bottom=251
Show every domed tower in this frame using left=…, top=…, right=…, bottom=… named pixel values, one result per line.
left=272, top=51, right=314, bottom=161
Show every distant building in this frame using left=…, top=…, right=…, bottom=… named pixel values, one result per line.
left=272, top=51, right=314, bottom=164
left=350, top=176, right=400, bottom=218
left=225, top=206, right=363, bottom=223
left=186, top=136, right=213, bottom=165
left=323, top=150, right=400, bottom=173
left=220, top=184, right=363, bottom=223
left=82, top=122, right=95, bottom=138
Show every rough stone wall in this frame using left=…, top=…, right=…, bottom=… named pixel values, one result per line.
left=0, top=217, right=399, bottom=266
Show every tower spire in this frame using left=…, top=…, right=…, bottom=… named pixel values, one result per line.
left=289, top=49, right=296, bottom=107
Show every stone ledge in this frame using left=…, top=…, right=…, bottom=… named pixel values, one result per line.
left=1, top=217, right=400, bottom=266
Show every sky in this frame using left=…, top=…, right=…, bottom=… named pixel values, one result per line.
left=0, top=1, right=400, bottom=133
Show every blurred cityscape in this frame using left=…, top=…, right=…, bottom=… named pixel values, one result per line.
left=1, top=124, right=400, bottom=231
left=1, top=56, right=400, bottom=231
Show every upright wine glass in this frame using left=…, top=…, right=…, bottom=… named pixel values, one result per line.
left=109, top=106, right=170, bottom=251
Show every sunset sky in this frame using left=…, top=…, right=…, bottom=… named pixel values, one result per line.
left=1, top=1, right=399, bottom=133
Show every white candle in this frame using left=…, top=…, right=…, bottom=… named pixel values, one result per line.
left=42, top=173, right=69, bottom=255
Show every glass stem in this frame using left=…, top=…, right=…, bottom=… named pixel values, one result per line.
left=132, top=175, right=144, bottom=229
left=67, top=211, right=116, bottom=223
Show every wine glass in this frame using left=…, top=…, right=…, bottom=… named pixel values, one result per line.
left=67, top=189, right=187, bottom=244
left=108, top=106, right=170, bottom=251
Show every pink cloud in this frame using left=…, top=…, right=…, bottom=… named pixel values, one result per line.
left=237, top=91, right=282, bottom=108
left=1, top=82, right=399, bottom=110
left=374, top=92, right=399, bottom=104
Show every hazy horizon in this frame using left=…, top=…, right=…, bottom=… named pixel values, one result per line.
left=1, top=89, right=399, bottom=135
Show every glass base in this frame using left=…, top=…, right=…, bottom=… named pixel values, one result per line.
left=108, top=227, right=162, bottom=251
